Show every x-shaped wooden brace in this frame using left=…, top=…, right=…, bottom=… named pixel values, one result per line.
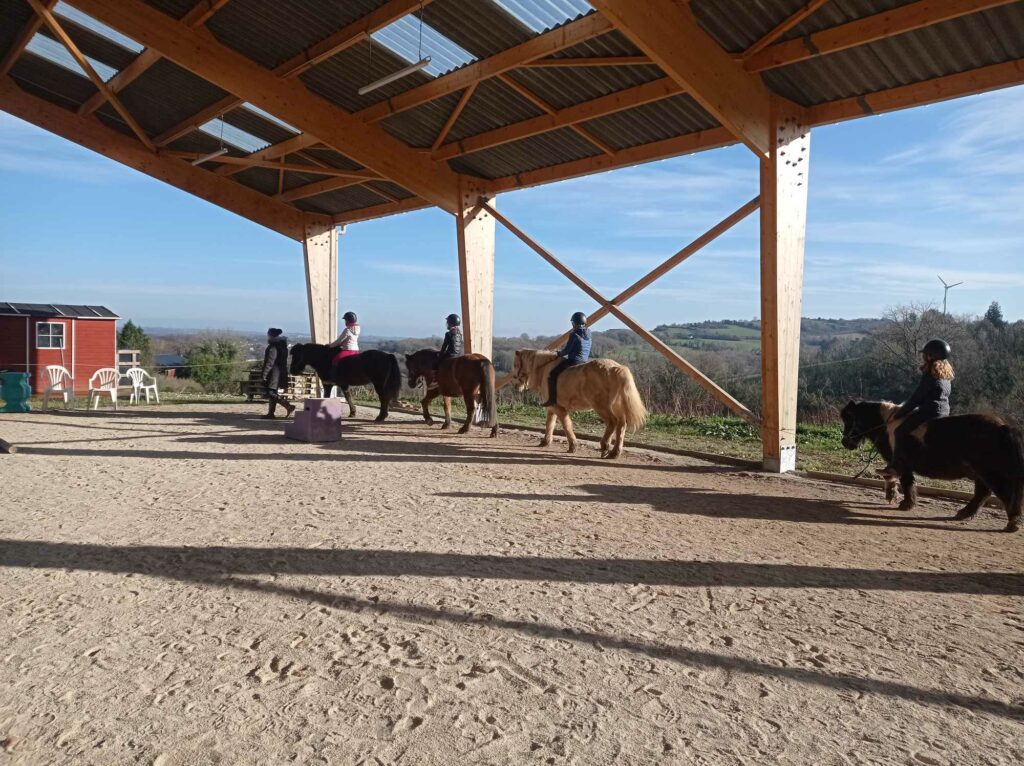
left=483, top=197, right=761, bottom=424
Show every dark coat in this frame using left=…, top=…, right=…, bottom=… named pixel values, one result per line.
left=558, top=327, right=592, bottom=365
left=263, top=337, right=289, bottom=390
left=440, top=327, right=463, bottom=358
left=896, top=370, right=951, bottom=419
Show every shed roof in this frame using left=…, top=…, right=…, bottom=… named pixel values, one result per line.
left=1, top=0, right=1021, bottom=232
left=0, top=302, right=119, bottom=319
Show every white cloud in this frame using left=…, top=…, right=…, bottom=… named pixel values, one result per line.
left=0, top=113, right=138, bottom=182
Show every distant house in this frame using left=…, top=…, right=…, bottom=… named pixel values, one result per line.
left=154, top=353, right=186, bottom=378
left=0, top=302, right=119, bottom=393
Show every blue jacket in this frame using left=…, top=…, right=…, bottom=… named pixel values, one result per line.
left=559, top=327, right=592, bottom=365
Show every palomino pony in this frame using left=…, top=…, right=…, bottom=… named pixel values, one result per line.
left=404, top=350, right=498, bottom=437
left=840, top=400, right=1023, bottom=532
left=289, top=344, right=401, bottom=422
left=513, top=349, right=646, bottom=459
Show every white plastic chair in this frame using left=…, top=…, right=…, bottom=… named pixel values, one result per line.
left=42, top=365, right=75, bottom=410
left=88, top=368, right=120, bottom=410
left=126, top=367, right=160, bottom=404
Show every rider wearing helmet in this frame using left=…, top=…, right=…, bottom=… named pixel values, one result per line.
left=881, top=338, right=954, bottom=480
left=328, top=310, right=360, bottom=363
left=436, top=313, right=464, bottom=369
left=542, top=312, right=592, bottom=407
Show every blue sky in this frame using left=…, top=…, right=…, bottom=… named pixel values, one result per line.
left=1, top=84, right=1022, bottom=337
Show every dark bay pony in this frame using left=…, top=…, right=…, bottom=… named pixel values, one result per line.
left=840, top=400, right=1023, bottom=532
left=289, top=344, right=401, bottom=422
left=404, top=350, right=498, bottom=437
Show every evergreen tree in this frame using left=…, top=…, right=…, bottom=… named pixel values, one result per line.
left=117, top=320, right=152, bottom=366
left=984, top=301, right=1006, bottom=329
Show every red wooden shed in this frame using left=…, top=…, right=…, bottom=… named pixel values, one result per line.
left=0, top=302, right=119, bottom=394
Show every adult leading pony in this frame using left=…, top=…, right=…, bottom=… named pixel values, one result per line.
left=289, top=344, right=401, bottom=422
left=404, top=350, right=498, bottom=437
left=513, top=349, right=647, bottom=459
left=840, top=399, right=1023, bottom=532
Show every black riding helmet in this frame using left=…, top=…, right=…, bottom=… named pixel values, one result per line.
left=921, top=338, right=951, bottom=360
left=446, top=313, right=461, bottom=327
left=571, top=311, right=587, bottom=327
left=343, top=311, right=357, bottom=324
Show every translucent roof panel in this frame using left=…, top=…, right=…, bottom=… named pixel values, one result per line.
left=25, top=33, right=118, bottom=82
left=53, top=1, right=144, bottom=54
left=371, top=15, right=475, bottom=77
left=493, top=0, right=592, bottom=33
left=242, top=103, right=299, bottom=134
left=198, top=118, right=270, bottom=154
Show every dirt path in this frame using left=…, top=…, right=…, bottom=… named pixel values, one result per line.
left=1, top=405, right=1021, bottom=765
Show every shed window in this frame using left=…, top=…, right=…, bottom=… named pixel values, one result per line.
left=36, top=322, right=65, bottom=349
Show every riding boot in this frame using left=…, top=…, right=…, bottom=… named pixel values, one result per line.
left=261, top=398, right=278, bottom=419
left=542, top=372, right=559, bottom=408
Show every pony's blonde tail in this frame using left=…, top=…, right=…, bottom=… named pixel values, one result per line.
left=610, top=366, right=647, bottom=433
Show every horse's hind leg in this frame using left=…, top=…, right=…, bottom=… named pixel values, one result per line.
left=372, top=384, right=389, bottom=421
left=608, top=420, right=627, bottom=459
left=539, top=409, right=557, bottom=448
left=897, top=471, right=918, bottom=511
left=953, top=479, right=991, bottom=521
left=599, top=420, right=615, bottom=458
left=559, top=409, right=577, bottom=453
left=457, top=386, right=474, bottom=434
left=884, top=478, right=899, bottom=505
left=342, top=386, right=357, bottom=418
left=441, top=396, right=452, bottom=430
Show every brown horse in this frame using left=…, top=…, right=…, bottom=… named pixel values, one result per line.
left=840, top=400, right=1023, bottom=532
left=513, top=349, right=647, bottom=458
left=405, top=350, right=498, bottom=437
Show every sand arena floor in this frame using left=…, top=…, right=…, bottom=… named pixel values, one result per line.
left=0, top=404, right=1022, bottom=765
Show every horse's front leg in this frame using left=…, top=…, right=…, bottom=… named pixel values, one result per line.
left=954, top=479, right=991, bottom=521
left=884, top=478, right=900, bottom=505
left=897, top=471, right=918, bottom=511
left=559, top=409, right=577, bottom=454
left=539, top=409, right=557, bottom=448
left=441, top=396, right=452, bottom=430
left=421, top=389, right=437, bottom=426
left=342, top=386, right=356, bottom=418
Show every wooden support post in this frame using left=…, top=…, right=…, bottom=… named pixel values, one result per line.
left=456, top=182, right=495, bottom=360
left=302, top=221, right=338, bottom=344
left=760, top=97, right=810, bottom=473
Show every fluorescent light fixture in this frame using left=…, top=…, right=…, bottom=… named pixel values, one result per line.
left=358, top=57, right=430, bottom=96
left=191, top=147, right=229, bottom=166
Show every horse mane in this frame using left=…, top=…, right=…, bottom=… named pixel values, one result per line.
left=516, top=349, right=557, bottom=392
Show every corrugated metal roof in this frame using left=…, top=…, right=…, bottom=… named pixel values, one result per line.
left=233, top=166, right=282, bottom=197
left=142, top=0, right=196, bottom=20
left=365, top=180, right=415, bottom=200
left=295, top=184, right=393, bottom=216
left=450, top=127, right=601, bottom=179
left=206, top=0, right=389, bottom=70
left=117, top=57, right=230, bottom=137
left=381, top=90, right=464, bottom=148
left=445, top=77, right=546, bottom=139
left=0, top=302, right=118, bottom=318
left=296, top=147, right=366, bottom=172
left=494, top=0, right=592, bottom=33
left=581, top=93, right=720, bottom=151
left=223, top=105, right=296, bottom=148
left=763, top=4, right=1024, bottom=106
left=504, top=59, right=664, bottom=110
left=10, top=53, right=96, bottom=109
left=422, top=0, right=535, bottom=58
left=784, top=0, right=923, bottom=41
left=0, top=0, right=34, bottom=61
left=38, top=15, right=138, bottom=73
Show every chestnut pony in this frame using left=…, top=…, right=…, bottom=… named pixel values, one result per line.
left=404, top=349, right=498, bottom=437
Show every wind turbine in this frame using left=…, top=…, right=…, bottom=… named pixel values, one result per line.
left=937, top=275, right=963, bottom=315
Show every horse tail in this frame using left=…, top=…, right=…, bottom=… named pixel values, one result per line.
left=479, top=359, right=498, bottom=428
left=609, top=364, right=647, bottom=433
left=384, top=353, right=402, bottom=403
left=1005, top=424, right=1024, bottom=531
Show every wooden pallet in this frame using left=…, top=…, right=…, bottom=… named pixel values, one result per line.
left=239, top=367, right=321, bottom=401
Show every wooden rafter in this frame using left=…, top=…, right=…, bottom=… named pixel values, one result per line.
left=741, top=0, right=831, bottom=59
left=745, top=0, right=1018, bottom=72
left=28, top=0, right=155, bottom=150
left=0, top=76, right=318, bottom=239
left=274, top=172, right=382, bottom=203
left=434, top=77, right=683, bottom=161
left=590, top=0, right=776, bottom=156
left=69, top=0, right=461, bottom=212
left=521, top=56, right=653, bottom=68
left=496, top=73, right=616, bottom=156
left=481, top=201, right=755, bottom=420
left=152, top=0, right=429, bottom=148
left=161, top=151, right=383, bottom=178
left=0, top=0, right=55, bottom=77
left=78, top=0, right=232, bottom=116
left=355, top=13, right=613, bottom=123
left=431, top=83, right=477, bottom=152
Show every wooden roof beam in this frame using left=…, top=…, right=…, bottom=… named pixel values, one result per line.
left=0, top=76, right=319, bottom=240
left=431, top=83, right=477, bottom=152
left=274, top=172, right=383, bottom=203
left=162, top=152, right=383, bottom=178
left=78, top=0, right=232, bottom=116
left=745, top=0, right=1019, bottom=72
left=521, top=56, right=653, bottom=68
left=590, top=0, right=777, bottom=156
left=0, top=0, right=55, bottom=77
left=333, top=196, right=431, bottom=225
left=152, top=0, right=429, bottom=148
left=28, top=0, right=155, bottom=150
left=741, top=0, right=831, bottom=59
left=434, top=76, right=683, bottom=161
left=356, top=13, right=613, bottom=123
left=68, top=0, right=462, bottom=213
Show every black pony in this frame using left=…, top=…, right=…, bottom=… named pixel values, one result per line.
left=289, top=344, right=401, bottom=422
left=840, top=400, right=1023, bottom=532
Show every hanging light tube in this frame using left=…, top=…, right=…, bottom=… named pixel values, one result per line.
left=358, top=57, right=430, bottom=96
left=190, top=147, right=229, bottom=166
